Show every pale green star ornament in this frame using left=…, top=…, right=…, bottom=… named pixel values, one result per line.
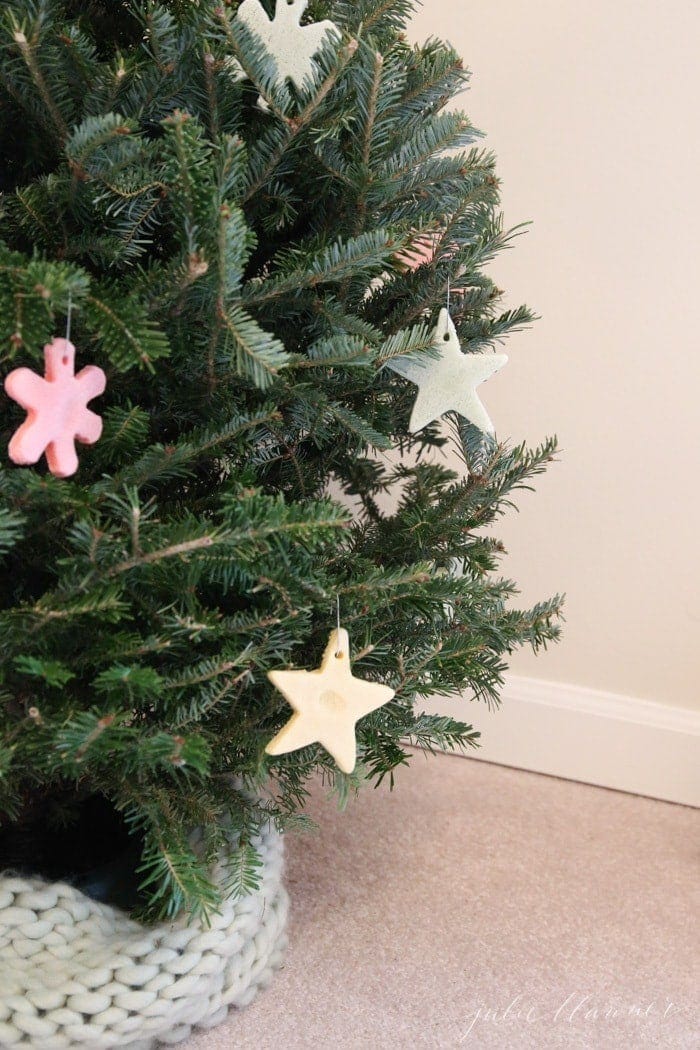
left=265, top=628, right=395, bottom=774
left=390, top=308, right=508, bottom=434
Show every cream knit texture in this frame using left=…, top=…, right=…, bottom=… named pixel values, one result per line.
left=0, top=821, right=288, bottom=1050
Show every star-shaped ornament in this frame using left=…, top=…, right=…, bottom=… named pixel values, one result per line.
left=265, top=628, right=395, bottom=774
left=236, top=0, right=340, bottom=92
left=389, top=308, right=508, bottom=435
left=5, top=337, right=106, bottom=478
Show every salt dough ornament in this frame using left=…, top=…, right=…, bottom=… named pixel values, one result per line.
left=5, top=337, right=106, bottom=478
left=389, top=308, right=508, bottom=435
left=236, top=0, right=340, bottom=91
left=395, top=233, right=441, bottom=272
left=265, top=628, right=395, bottom=774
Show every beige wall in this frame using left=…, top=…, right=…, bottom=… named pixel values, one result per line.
left=409, top=1, right=700, bottom=709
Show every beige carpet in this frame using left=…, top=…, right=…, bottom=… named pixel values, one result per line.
left=187, top=753, right=698, bottom=1049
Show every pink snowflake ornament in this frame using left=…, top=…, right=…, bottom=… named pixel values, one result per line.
left=5, top=337, right=106, bottom=478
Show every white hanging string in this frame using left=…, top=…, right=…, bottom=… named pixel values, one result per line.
left=65, top=292, right=73, bottom=343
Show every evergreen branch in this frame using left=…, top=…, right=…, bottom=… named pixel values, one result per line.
left=218, top=303, right=290, bottom=389
left=108, top=408, right=283, bottom=490
left=379, top=111, right=479, bottom=182
left=336, top=0, right=414, bottom=35
left=0, top=508, right=25, bottom=556
left=222, top=840, right=263, bottom=900
left=83, top=288, right=170, bottom=371
left=289, top=335, right=376, bottom=370
left=497, top=596, right=566, bottom=653
left=132, top=805, right=221, bottom=921
left=64, top=113, right=139, bottom=175
left=404, top=715, right=481, bottom=754
left=366, top=0, right=414, bottom=32
left=245, top=229, right=405, bottom=305
left=172, top=669, right=252, bottom=729
left=389, top=43, right=469, bottom=128
left=97, top=178, right=167, bottom=202
left=294, top=38, right=359, bottom=127
left=208, top=201, right=255, bottom=388
left=12, top=187, right=55, bottom=240
left=323, top=399, right=392, bottom=451
left=386, top=218, right=513, bottom=333
left=315, top=297, right=382, bottom=342
left=362, top=51, right=383, bottom=168
left=339, top=566, right=433, bottom=599
left=241, top=38, right=359, bottom=203
left=212, top=7, right=292, bottom=123
left=106, top=534, right=218, bottom=578
left=161, top=109, right=206, bottom=236
left=21, top=588, right=128, bottom=629
left=9, top=25, right=68, bottom=141
left=202, top=49, right=220, bottom=140
left=162, top=660, right=246, bottom=692
left=376, top=322, right=435, bottom=365
left=236, top=517, right=350, bottom=545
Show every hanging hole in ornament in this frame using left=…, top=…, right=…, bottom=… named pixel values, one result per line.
left=443, top=333, right=450, bottom=342
left=62, top=355, right=69, bottom=365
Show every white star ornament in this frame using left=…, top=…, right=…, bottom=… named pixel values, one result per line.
left=236, top=0, right=340, bottom=92
left=265, top=629, right=395, bottom=774
left=389, top=308, right=508, bottom=435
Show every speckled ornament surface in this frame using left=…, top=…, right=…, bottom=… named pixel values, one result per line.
left=389, top=308, right=508, bottom=435
left=4, top=338, right=106, bottom=478
left=265, top=628, right=395, bottom=774
left=236, top=0, right=340, bottom=91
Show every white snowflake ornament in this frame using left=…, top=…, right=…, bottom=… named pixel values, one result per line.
left=389, top=308, right=508, bottom=435
left=236, top=0, right=340, bottom=92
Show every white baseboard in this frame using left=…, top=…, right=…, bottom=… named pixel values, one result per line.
left=424, top=676, right=700, bottom=808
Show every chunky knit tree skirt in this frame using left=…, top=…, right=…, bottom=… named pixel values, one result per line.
left=0, top=821, right=288, bottom=1049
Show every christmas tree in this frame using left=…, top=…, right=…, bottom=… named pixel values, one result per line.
left=0, top=0, right=562, bottom=922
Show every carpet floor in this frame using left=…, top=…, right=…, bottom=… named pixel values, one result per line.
left=186, top=753, right=698, bottom=1049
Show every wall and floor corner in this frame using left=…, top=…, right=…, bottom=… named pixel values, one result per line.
left=408, top=1, right=700, bottom=807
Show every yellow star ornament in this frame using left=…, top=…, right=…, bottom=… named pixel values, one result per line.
left=265, top=629, right=395, bottom=774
